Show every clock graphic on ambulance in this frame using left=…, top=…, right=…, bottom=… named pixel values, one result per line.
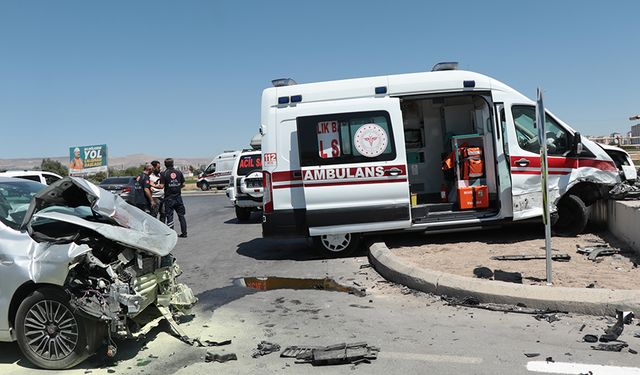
left=354, top=123, right=388, bottom=157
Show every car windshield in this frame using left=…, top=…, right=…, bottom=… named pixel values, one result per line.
left=236, top=154, right=262, bottom=176
left=0, top=179, right=46, bottom=229
left=100, top=177, right=132, bottom=185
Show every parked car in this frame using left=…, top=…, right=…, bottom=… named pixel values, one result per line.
left=0, top=170, right=63, bottom=185
left=0, top=176, right=196, bottom=369
left=98, top=176, right=136, bottom=203
left=227, top=150, right=263, bottom=220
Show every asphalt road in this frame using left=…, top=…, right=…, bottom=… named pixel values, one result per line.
left=1, top=194, right=639, bottom=375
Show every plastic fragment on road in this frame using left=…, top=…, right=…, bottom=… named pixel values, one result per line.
left=575, top=244, right=620, bottom=261
left=591, top=343, right=628, bottom=352
left=205, top=352, right=238, bottom=363
left=281, top=342, right=379, bottom=366
left=441, top=296, right=568, bottom=315
left=252, top=341, right=281, bottom=358
left=491, top=254, right=571, bottom=262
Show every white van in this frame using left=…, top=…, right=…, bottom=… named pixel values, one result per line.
left=260, top=64, right=629, bottom=256
left=227, top=150, right=263, bottom=220
left=196, top=150, right=241, bottom=190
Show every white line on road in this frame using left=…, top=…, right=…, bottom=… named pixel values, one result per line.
left=527, top=360, right=640, bottom=374
left=380, top=351, right=483, bottom=364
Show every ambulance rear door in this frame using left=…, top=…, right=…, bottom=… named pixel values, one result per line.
left=295, top=97, right=411, bottom=236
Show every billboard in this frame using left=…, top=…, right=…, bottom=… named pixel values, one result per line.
left=69, top=144, right=108, bottom=176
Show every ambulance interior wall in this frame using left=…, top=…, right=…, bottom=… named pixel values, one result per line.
left=402, top=95, right=497, bottom=203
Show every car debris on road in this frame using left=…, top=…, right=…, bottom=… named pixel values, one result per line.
left=491, top=254, right=571, bottom=262
left=252, top=341, right=281, bottom=358
left=281, top=342, right=379, bottom=366
left=576, top=244, right=620, bottom=261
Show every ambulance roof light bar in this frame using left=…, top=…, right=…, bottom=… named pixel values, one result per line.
left=431, top=62, right=459, bottom=72
left=272, top=78, right=297, bottom=87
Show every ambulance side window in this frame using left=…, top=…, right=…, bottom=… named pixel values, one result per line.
left=297, top=111, right=396, bottom=166
left=511, top=106, right=570, bottom=156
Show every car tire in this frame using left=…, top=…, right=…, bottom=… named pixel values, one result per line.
left=200, top=182, right=210, bottom=191
left=313, top=233, right=361, bottom=258
left=235, top=206, right=251, bottom=221
left=553, top=194, right=589, bottom=236
left=15, top=287, right=105, bottom=370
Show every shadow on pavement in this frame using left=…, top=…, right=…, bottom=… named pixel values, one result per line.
left=236, top=238, right=323, bottom=261
left=193, top=284, right=258, bottom=313
left=223, top=215, right=262, bottom=225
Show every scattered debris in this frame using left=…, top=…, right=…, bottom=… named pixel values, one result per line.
left=493, top=269, right=522, bottom=283
left=591, top=343, right=628, bottom=352
left=491, top=254, right=571, bottom=262
left=349, top=304, right=373, bottom=309
left=586, top=283, right=595, bottom=288
left=583, top=334, right=599, bottom=343
left=545, top=356, right=554, bottom=363
left=442, top=296, right=566, bottom=315
left=622, top=311, right=635, bottom=325
left=205, top=352, right=238, bottom=363
left=524, top=353, right=540, bottom=358
left=600, top=311, right=625, bottom=342
left=252, top=341, right=281, bottom=358
left=534, top=313, right=560, bottom=323
left=191, top=338, right=232, bottom=347
left=473, top=267, right=493, bottom=279
left=281, top=343, right=379, bottom=366
left=576, top=245, right=620, bottom=261
left=630, top=348, right=638, bottom=355
left=579, top=324, right=586, bottom=332
left=634, top=331, right=640, bottom=339
left=359, top=264, right=373, bottom=269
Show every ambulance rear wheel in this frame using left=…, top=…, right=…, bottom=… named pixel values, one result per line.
left=235, top=206, right=251, bottom=221
left=553, top=194, right=589, bottom=236
left=313, top=233, right=361, bottom=257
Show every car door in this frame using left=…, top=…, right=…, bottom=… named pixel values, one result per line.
left=295, top=97, right=411, bottom=236
left=504, top=103, right=574, bottom=220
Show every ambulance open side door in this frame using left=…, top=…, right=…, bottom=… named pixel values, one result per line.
left=295, top=97, right=411, bottom=236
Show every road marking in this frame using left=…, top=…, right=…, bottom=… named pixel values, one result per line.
left=380, top=351, right=482, bottom=364
left=527, top=360, right=640, bottom=374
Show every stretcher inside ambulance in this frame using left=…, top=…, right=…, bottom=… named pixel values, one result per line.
left=260, top=65, right=629, bottom=256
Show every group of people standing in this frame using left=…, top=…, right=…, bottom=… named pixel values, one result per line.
left=133, top=158, right=188, bottom=238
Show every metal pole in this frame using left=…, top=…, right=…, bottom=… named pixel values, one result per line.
left=536, top=88, right=553, bottom=285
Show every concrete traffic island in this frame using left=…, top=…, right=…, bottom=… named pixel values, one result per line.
left=368, top=242, right=640, bottom=316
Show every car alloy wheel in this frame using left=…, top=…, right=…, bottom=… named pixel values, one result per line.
left=24, top=300, right=79, bottom=361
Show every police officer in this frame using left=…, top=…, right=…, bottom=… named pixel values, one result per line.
left=161, top=158, right=187, bottom=237
left=133, top=164, right=156, bottom=213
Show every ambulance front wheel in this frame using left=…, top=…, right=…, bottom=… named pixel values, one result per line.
left=553, top=194, right=589, bottom=236
left=313, top=233, right=361, bottom=257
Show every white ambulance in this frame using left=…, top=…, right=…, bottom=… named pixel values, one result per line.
left=197, top=150, right=241, bottom=190
left=260, top=63, right=628, bottom=256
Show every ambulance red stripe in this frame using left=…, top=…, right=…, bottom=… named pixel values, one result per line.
left=510, top=156, right=616, bottom=172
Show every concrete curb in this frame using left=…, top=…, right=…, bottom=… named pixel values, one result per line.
left=368, top=242, right=640, bottom=316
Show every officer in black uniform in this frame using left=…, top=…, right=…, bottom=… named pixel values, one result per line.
left=133, top=164, right=156, bottom=213
left=160, top=158, right=187, bottom=237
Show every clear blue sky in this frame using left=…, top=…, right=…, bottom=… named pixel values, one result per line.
left=1, top=0, right=639, bottom=159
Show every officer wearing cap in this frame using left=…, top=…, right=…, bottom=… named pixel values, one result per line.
left=160, top=158, right=187, bottom=238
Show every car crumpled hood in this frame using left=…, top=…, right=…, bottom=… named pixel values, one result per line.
left=23, top=177, right=177, bottom=256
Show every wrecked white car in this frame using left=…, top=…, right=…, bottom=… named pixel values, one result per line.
left=0, top=176, right=196, bottom=369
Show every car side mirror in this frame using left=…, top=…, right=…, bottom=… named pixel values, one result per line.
left=573, top=132, right=583, bottom=155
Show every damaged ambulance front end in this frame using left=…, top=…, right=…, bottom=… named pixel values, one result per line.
left=2, top=177, right=196, bottom=369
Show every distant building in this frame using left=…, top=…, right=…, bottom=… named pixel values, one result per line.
left=632, top=124, right=640, bottom=145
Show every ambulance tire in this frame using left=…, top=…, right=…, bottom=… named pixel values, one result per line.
left=553, top=194, right=589, bottom=236
left=200, top=181, right=210, bottom=191
left=235, top=206, right=251, bottom=221
left=313, top=233, right=361, bottom=258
